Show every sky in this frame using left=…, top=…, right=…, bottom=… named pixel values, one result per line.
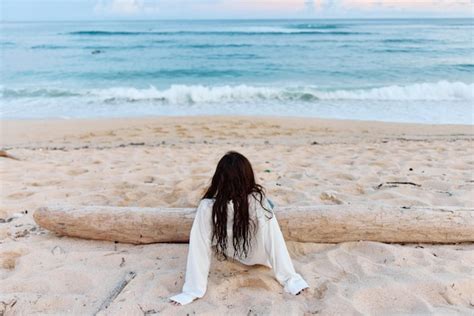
left=1, top=0, right=474, bottom=21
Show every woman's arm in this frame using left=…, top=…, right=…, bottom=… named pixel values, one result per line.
left=169, top=199, right=213, bottom=305
left=263, top=198, right=309, bottom=295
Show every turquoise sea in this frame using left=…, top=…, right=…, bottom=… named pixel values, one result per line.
left=1, top=19, right=473, bottom=123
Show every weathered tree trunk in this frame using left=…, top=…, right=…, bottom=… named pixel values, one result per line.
left=33, top=205, right=474, bottom=244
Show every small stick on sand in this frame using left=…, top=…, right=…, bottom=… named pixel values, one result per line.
left=376, top=181, right=421, bottom=189
left=0, top=298, right=17, bottom=314
left=94, top=271, right=136, bottom=315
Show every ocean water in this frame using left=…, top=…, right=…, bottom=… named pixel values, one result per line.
left=1, top=19, right=473, bottom=123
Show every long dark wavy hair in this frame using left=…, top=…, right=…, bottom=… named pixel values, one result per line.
left=203, top=151, right=272, bottom=260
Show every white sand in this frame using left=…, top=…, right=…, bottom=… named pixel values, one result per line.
left=0, top=116, right=473, bottom=315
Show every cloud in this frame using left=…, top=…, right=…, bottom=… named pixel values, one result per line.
left=340, top=0, right=473, bottom=11
left=309, top=0, right=474, bottom=17
left=90, top=0, right=473, bottom=19
left=94, top=0, right=159, bottom=15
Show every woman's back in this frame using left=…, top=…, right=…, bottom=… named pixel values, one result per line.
left=202, top=193, right=274, bottom=266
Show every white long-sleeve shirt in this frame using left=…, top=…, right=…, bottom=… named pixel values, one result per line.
left=169, top=194, right=309, bottom=305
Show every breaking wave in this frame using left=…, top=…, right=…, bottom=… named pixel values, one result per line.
left=2, top=81, right=473, bottom=104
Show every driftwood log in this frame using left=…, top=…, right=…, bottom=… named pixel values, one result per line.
left=33, top=205, right=474, bottom=244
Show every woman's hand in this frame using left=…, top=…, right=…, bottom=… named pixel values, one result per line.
left=170, top=300, right=181, bottom=306
left=296, top=288, right=308, bottom=295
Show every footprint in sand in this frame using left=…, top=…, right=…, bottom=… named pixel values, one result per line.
left=67, top=168, right=89, bottom=176
left=352, top=285, right=433, bottom=314
left=7, top=191, right=35, bottom=199
left=0, top=250, right=24, bottom=270
left=79, top=132, right=96, bottom=139
left=235, top=276, right=273, bottom=291
left=27, top=180, right=61, bottom=187
left=334, top=173, right=356, bottom=181
left=345, top=183, right=365, bottom=195
left=51, top=245, right=66, bottom=256
left=320, top=191, right=344, bottom=204
left=313, top=281, right=329, bottom=299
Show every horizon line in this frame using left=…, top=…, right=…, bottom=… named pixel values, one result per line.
left=2, top=17, right=473, bottom=23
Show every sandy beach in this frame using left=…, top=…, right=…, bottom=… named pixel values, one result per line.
left=1, top=116, right=473, bottom=315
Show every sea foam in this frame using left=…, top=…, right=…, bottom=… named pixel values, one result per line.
left=80, top=81, right=474, bottom=103
left=2, top=81, right=473, bottom=104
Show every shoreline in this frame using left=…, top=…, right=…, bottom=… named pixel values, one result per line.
left=1, top=115, right=473, bottom=148
left=2, top=113, right=473, bottom=126
left=2, top=113, right=473, bottom=125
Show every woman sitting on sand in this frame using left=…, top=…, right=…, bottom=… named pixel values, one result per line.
left=170, top=151, right=309, bottom=305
